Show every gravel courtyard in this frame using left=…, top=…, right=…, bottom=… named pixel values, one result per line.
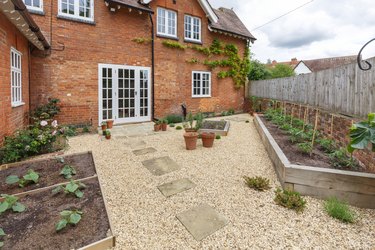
left=66, top=114, right=375, bottom=249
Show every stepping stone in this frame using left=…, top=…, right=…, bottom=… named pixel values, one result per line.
left=128, top=140, right=147, bottom=149
left=157, top=178, right=196, bottom=197
left=142, top=156, right=180, bottom=176
left=176, top=204, right=228, bottom=241
left=133, top=147, right=157, bottom=156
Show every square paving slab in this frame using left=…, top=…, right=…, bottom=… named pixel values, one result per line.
left=128, top=140, right=147, bottom=149
left=176, top=204, right=228, bottom=241
left=157, top=178, right=196, bottom=197
left=142, top=156, right=180, bottom=176
left=133, top=147, right=157, bottom=156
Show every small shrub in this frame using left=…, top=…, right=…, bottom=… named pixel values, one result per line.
left=216, top=135, right=221, bottom=140
left=56, top=210, right=83, bottom=232
left=297, top=142, right=313, bottom=155
left=221, top=111, right=228, bottom=116
left=329, top=148, right=359, bottom=170
left=6, top=170, right=40, bottom=188
left=60, top=165, right=77, bottom=179
left=243, top=176, right=271, bottom=191
left=176, top=126, right=183, bottom=130
left=165, top=114, right=184, bottom=124
left=317, top=138, right=336, bottom=153
left=0, top=194, right=26, bottom=215
left=227, top=108, right=235, bottom=115
left=52, top=180, right=86, bottom=198
left=292, top=118, right=304, bottom=128
left=245, top=120, right=250, bottom=123
left=324, top=197, right=356, bottom=223
left=169, top=123, right=175, bottom=128
left=280, top=123, right=292, bottom=131
left=64, top=126, right=77, bottom=137
left=82, top=126, right=90, bottom=133
left=274, top=188, right=306, bottom=213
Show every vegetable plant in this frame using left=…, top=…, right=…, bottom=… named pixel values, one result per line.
left=0, top=228, right=5, bottom=248
left=317, top=138, right=336, bottom=153
left=6, top=170, right=40, bottom=188
left=348, top=113, right=375, bottom=153
left=52, top=180, right=86, bottom=198
left=324, top=197, right=356, bottom=223
left=0, top=194, right=26, bottom=215
left=329, top=148, right=359, bottom=170
left=60, top=165, right=77, bottom=179
left=274, top=188, right=306, bottom=213
left=55, top=210, right=83, bottom=232
left=243, top=176, right=271, bottom=191
left=297, top=142, right=313, bottom=155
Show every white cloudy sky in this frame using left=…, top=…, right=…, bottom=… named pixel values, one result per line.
left=210, top=0, right=375, bottom=63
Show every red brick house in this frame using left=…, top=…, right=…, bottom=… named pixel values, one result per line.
left=0, top=0, right=255, bottom=139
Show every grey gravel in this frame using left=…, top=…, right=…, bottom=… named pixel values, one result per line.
left=66, top=114, right=375, bottom=249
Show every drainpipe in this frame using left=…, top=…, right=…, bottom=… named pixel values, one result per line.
left=148, top=12, right=155, bottom=121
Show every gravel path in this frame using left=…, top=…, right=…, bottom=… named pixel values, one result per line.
left=66, top=114, right=375, bottom=249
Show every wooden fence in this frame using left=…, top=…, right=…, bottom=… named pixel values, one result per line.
left=250, top=57, right=375, bottom=118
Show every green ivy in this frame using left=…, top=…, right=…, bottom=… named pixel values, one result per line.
left=132, top=37, right=152, bottom=44
left=162, top=40, right=187, bottom=50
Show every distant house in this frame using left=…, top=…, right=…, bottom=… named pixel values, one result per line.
left=269, top=56, right=357, bottom=75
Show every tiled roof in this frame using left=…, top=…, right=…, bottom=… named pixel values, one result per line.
left=210, top=8, right=256, bottom=41
left=107, top=0, right=153, bottom=13
left=301, top=55, right=357, bottom=72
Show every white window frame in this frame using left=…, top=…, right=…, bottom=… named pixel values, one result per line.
left=192, top=71, right=211, bottom=98
left=184, top=15, right=201, bottom=42
left=23, top=0, right=43, bottom=12
left=10, top=48, right=24, bottom=107
left=157, top=7, right=177, bottom=38
left=58, top=0, right=94, bottom=22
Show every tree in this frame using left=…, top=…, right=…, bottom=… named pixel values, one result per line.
left=248, top=59, right=272, bottom=80
left=270, top=64, right=295, bottom=79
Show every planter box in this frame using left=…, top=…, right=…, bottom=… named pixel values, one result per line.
left=198, top=120, right=231, bottom=136
left=254, top=115, right=375, bottom=209
left=0, top=152, right=115, bottom=250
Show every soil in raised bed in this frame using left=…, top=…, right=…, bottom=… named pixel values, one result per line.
left=201, top=120, right=227, bottom=130
left=0, top=152, right=96, bottom=195
left=0, top=178, right=111, bottom=250
left=259, top=117, right=368, bottom=173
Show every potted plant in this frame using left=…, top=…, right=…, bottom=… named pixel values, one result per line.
left=183, top=112, right=204, bottom=132
left=101, top=121, right=107, bottom=131
left=201, top=132, right=215, bottom=148
left=154, top=120, right=161, bottom=132
left=161, top=119, right=168, bottom=131
left=183, top=132, right=199, bottom=150
left=105, top=129, right=111, bottom=140
left=106, top=119, right=114, bottom=129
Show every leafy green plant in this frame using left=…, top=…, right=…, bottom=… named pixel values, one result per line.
left=55, top=210, right=83, bottom=232
left=131, top=37, right=152, bottom=44
left=243, top=176, right=271, bottom=191
left=169, top=123, right=175, bottom=128
left=317, top=138, right=336, bottom=153
left=6, top=170, right=40, bottom=188
left=280, top=123, right=292, bottom=131
left=221, top=111, right=228, bottom=116
left=0, top=194, right=26, bottom=215
left=82, top=126, right=90, bottom=133
left=297, top=142, right=313, bottom=155
left=176, top=126, right=183, bottom=130
left=162, top=40, right=186, bottom=50
left=329, top=148, right=359, bottom=170
left=0, top=228, right=5, bottom=248
left=52, top=180, right=86, bottom=198
left=165, top=114, right=184, bottom=124
left=324, top=197, right=356, bottom=223
left=60, top=165, right=77, bottom=179
left=186, top=58, right=199, bottom=64
left=227, top=108, right=235, bottom=115
left=215, top=135, right=221, bottom=140
left=274, top=188, right=306, bottom=213
left=348, top=113, right=375, bottom=153
left=64, top=126, right=77, bottom=137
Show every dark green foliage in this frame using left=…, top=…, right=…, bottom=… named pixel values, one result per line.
left=246, top=120, right=250, bottom=123
left=82, top=126, right=90, bottom=133
left=176, top=126, right=183, bottom=130
left=280, top=123, right=292, bottom=131
left=64, top=126, right=77, bottom=137
left=31, top=99, right=60, bottom=123
left=6, top=170, right=40, bottom=188
left=227, top=108, right=235, bottom=115
left=52, top=180, right=86, bottom=198
left=169, top=123, right=175, bottom=128
left=317, top=138, right=336, bottom=153
left=274, top=188, right=306, bottom=212
left=248, top=59, right=272, bottom=80
left=60, top=165, right=77, bottom=179
left=243, top=176, right=271, bottom=191
left=165, top=114, right=184, bottom=124
left=215, top=135, right=221, bottom=140
left=348, top=113, right=375, bottom=153
left=329, top=148, right=359, bottom=170
left=0, top=194, right=26, bottom=215
left=56, top=210, right=83, bottom=232
left=297, top=142, right=313, bottom=155
left=324, top=197, right=356, bottom=223
left=270, top=64, right=296, bottom=79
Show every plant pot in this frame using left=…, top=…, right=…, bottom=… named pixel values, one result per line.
left=161, top=123, right=168, bottom=131
left=106, top=120, right=114, bottom=129
left=250, top=111, right=254, bottom=116
left=183, top=132, right=199, bottom=150
left=201, top=132, right=215, bottom=148
left=101, top=124, right=107, bottom=131
left=185, top=128, right=196, bottom=133
left=154, top=124, right=161, bottom=132
left=105, top=135, right=111, bottom=140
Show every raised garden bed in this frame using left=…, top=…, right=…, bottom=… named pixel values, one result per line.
left=0, top=152, right=115, bottom=250
left=254, top=115, right=375, bottom=209
left=198, top=120, right=230, bottom=136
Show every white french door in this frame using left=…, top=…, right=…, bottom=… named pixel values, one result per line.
left=98, top=64, right=151, bottom=125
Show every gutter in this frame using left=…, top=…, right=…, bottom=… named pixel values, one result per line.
left=149, top=12, right=155, bottom=120
left=11, top=0, right=50, bottom=50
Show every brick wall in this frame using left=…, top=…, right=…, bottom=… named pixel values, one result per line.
left=250, top=99, right=375, bottom=173
left=0, top=12, right=30, bottom=145
left=29, top=0, right=247, bottom=126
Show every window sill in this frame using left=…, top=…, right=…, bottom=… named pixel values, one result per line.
left=57, top=15, right=95, bottom=25
left=27, top=8, right=45, bottom=16
left=12, top=102, right=25, bottom=108
left=184, top=39, right=202, bottom=45
left=192, top=96, right=211, bottom=99
left=156, top=34, right=179, bottom=41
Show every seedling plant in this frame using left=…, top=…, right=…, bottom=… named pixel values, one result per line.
left=0, top=194, right=26, bottom=215
left=324, top=197, right=356, bottom=223
left=52, top=180, right=86, bottom=198
left=274, top=188, right=306, bottom=213
left=60, top=165, right=77, bottom=179
left=6, top=170, right=40, bottom=188
left=0, top=228, right=5, bottom=248
left=55, top=210, right=83, bottom=232
left=243, top=176, right=271, bottom=191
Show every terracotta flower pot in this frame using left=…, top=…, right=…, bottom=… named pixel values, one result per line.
left=185, top=128, right=196, bottom=133
left=154, top=124, right=161, bottom=132
left=101, top=124, right=107, bottom=131
left=105, top=134, right=111, bottom=140
left=201, top=132, right=215, bottom=148
left=106, top=120, right=114, bottom=129
left=183, top=132, right=199, bottom=150
left=161, top=123, right=168, bottom=131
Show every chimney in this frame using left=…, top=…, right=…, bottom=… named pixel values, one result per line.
left=272, top=60, right=277, bottom=65
left=291, top=58, right=298, bottom=63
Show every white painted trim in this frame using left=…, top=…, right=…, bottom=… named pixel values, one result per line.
left=184, top=15, right=202, bottom=43
left=58, top=0, right=94, bottom=22
left=24, top=0, right=43, bottom=12
left=10, top=47, right=23, bottom=107
left=197, top=0, right=218, bottom=23
left=156, top=7, right=178, bottom=38
left=192, top=71, right=211, bottom=98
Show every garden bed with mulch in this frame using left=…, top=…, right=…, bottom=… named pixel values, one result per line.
left=0, top=152, right=115, bottom=250
left=199, top=120, right=230, bottom=136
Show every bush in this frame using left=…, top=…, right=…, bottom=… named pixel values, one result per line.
left=280, top=123, right=292, bottom=131
left=165, top=114, right=183, bottom=124
left=329, top=148, right=359, bottom=170
left=227, top=108, right=235, bottom=115
left=324, top=197, right=356, bottom=223
left=215, top=135, right=221, bottom=140
left=274, top=188, right=306, bottom=212
left=176, top=126, right=183, bottom=130
left=64, top=126, right=77, bottom=137
left=169, top=123, right=175, bottom=127
left=297, top=142, right=313, bottom=155
left=243, top=176, right=271, bottom=191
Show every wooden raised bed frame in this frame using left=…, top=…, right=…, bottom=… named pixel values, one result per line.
left=254, top=115, right=375, bottom=209
left=0, top=151, right=116, bottom=250
left=198, top=120, right=231, bottom=136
